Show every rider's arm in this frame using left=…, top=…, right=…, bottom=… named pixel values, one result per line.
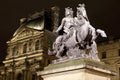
left=56, top=18, right=65, bottom=33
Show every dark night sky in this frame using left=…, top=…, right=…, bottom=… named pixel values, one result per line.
left=0, top=0, right=120, bottom=62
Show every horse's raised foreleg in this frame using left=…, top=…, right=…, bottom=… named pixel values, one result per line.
left=96, top=29, right=107, bottom=38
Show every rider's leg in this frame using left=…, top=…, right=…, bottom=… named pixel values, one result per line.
left=56, top=44, right=65, bottom=58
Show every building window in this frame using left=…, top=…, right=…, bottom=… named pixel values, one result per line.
left=12, top=46, right=18, bottom=56
left=118, top=49, right=120, bottom=56
left=35, top=40, right=40, bottom=50
left=29, top=41, right=32, bottom=51
left=23, top=43, right=27, bottom=53
left=119, top=68, right=120, bottom=80
left=32, top=74, right=36, bottom=80
left=12, top=47, right=16, bottom=56
left=17, top=73, right=22, bottom=80
left=102, top=51, right=106, bottom=59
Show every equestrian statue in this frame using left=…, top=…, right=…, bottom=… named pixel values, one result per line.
left=48, top=4, right=107, bottom=61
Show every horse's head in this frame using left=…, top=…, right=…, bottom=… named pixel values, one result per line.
left=76, top=4, right=89, bottom=21
left=77, top=4, right=85, bottom=16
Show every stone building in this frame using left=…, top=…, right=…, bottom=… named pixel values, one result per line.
left=1, top=7, right=59, bottom=80
left=98, top=39, right=120, bottom=80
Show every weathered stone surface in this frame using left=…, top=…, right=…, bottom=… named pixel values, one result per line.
left=37, top=58, right=116, bottom=80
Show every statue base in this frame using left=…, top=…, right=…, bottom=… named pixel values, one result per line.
left=37, top=58, right=116, bottom=80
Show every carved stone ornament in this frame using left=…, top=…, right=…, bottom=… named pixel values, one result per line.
left=48, top=4, right=107, bottom=63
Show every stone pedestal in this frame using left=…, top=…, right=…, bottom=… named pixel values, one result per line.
left=37, top=58, right=116, bottom=80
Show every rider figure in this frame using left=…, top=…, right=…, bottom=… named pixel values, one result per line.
left=53, top=7, right=75, bottom=58
left=56, top=7, right=75, bottom=40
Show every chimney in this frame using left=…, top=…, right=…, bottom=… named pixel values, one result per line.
left=51, top=6, right=60, bottom=32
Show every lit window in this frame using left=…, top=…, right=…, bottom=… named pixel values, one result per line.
left=102, top=51, right=106, bottom=59
left=35, top=40, right=40, bottom=50
left=23, top=44, right=27, bottom=53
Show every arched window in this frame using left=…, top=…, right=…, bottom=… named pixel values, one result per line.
left=23, top=43, right=27, bottom=53
left=35, top=40, right=40, bottom=50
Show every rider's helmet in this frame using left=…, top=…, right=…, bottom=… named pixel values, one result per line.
left=65, top=7, right=73, bottom=17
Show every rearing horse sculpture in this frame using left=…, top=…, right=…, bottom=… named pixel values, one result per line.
left=48, top=4, right=107, bottom=61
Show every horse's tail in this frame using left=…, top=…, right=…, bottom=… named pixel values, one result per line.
left=96, top=29, right=107, bottom=37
